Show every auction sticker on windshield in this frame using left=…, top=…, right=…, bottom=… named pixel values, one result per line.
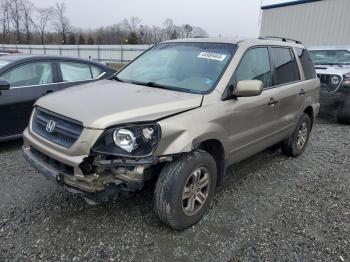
left=198, top=52, right=227, bottom=61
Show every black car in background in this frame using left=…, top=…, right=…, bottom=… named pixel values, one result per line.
left=0, top=54, right=116, bottom=141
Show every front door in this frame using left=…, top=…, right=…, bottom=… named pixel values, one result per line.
left=228, top=47, right=280, bottom=160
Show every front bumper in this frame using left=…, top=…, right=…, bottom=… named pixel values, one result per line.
left=320, top=92, right=343, bottom=107
left=22, top=128, right=151, bottom=194
left=22, top=145, right=60, bottom=182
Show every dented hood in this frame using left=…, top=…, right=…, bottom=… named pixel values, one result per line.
left=36, top=80, right=202, bottom=129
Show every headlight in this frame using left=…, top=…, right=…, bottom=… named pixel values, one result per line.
left=330, top=75, right=341, bottom=86
left=92, top=123, right=160, bottom=157
left=113, top=128, right=137, bottom=153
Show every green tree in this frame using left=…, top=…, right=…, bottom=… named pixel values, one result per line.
left=127, top=32, right=138, bottom=44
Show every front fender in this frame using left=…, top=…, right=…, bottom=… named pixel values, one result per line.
left=155, top=116, right=230, bottom=157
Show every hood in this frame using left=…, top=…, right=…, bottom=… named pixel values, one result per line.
left=315, top=64, right=350, bottom=76
left=36, top=80, right=203, bottom=129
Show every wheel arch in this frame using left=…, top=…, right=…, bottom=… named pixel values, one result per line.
left=303, top=106, right=314, bottom=127
left=195, top=139, right=227, bottom=186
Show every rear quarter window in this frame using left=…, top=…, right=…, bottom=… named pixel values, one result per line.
left=296, top=48, right=316, bottom=80
left=271, top=47, right=300, bottom=85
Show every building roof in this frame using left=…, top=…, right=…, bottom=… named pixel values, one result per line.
left=261, top=0, right=323, bottom=10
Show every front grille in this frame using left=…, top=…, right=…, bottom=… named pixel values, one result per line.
left=30, top=147, right=74, bottom=176
left=317, top=74, right=342, bottom=92
left=32, top=107, right=83, bottom=148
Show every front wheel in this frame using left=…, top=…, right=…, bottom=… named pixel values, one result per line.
left=282, top=113, right=312, bottom=157
left=153, top=150, right=217, bottom=230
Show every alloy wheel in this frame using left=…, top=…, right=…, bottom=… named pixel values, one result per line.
left=297, top=121, right=308, bottom=149
left=182, top=167, right=210, bottom=216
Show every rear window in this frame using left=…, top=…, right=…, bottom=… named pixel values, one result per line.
left=59, top=62, right=92, bottom=82
left=270, top=47, right=300, bottom=85
left=297, top=48, right=316, bottom=80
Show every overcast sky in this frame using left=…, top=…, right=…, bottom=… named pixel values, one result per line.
left=31, top=0, right=293, bottom=37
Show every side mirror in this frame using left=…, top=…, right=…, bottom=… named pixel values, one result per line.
left=0, top=80, right=10, bottom=90
left=235, top=80, right=263, bottom=97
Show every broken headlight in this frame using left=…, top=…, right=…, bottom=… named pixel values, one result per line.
left=92, top=123, right=161, bottom=157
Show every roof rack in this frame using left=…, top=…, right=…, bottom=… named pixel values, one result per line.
left=259, top=36, right=302, bottom=44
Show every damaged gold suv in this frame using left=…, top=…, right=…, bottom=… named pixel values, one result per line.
left=23, top=37, right=320, bottom=230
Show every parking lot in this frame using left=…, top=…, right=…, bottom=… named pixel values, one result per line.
left=0, top=117, right=349, bottom=261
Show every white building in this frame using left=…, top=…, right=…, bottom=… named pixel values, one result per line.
left=260, top=0, right=350, bottom=46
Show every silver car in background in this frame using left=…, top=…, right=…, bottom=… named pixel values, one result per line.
left=309, top=46, right=350, bottom=124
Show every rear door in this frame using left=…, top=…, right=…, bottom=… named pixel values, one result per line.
left=57, top=60, right=106, bottom=89
left=0, top=60, right=58, bottom=137
left=269, top=47, right=304, bottom=131
left=228, top=46, right=281, bottom=156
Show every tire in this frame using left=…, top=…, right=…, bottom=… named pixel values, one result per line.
left=153, top=150, right=217, bottom=230
left=337, top=99, right=350, bottom=125
left=282, top=113, right=312, bottom=157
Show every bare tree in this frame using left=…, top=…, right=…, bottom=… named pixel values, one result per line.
left=120, top=18, right=131, bottom=33
left=32, top=7, right=52, bottom=44
left=192, top=27, right=209, bottom=38
left=53, top=2, right=70, bottom=44
left=22, top=0, right=34, bottom=44
left=129, top=16, right=141, bottom=33
left=10, top=0, right=23, bottom=44
left=0, top=0, right=11, bottom=44
left=183, top=24, right=193, bottom=38
left=163, top=18, right=175, bottom=40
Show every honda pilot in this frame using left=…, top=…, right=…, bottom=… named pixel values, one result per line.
left=22, top=37, right=320, bottom=230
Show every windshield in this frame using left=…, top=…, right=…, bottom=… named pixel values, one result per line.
left=309, top=49, right=350, bottom=65
left=116, top=42, right=236, bottom=94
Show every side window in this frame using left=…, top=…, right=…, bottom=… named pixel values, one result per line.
left=270, top=47, right=300, bottom=85
left=59, top=62, right=93, bottom=82
left=296, top=48, right=316, bottom=80
left=235, top=47, right=272, bottom=88
left=0, top=62, right=53, bottom=88
left=91, top=65, right=104, bottom=79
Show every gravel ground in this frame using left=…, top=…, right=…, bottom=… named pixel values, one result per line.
left=0, top=118, right=349, bottom=262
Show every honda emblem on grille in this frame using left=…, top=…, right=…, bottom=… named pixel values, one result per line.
left=46, top=120, right=56, bottom=133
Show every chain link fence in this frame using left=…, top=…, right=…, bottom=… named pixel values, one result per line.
left=1, top=44, right=152, bottom=64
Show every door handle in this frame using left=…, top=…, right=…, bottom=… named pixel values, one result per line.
left=299, top=89, right=306, bottom=96
left=268, top=97, right=279, bottom=106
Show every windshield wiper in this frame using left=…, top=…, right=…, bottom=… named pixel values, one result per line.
left=132, top=81, right=175, bottom=91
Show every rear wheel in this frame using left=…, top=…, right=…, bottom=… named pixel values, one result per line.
left=153, top=150, right=217, bottom=230
left=282, top=113, right=311, bottom=157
